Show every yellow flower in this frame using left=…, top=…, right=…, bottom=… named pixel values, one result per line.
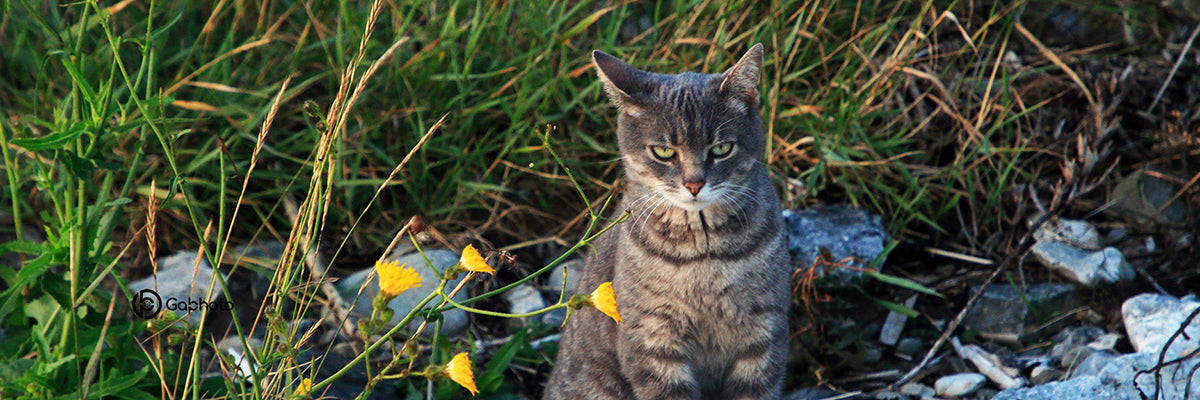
left=445, top=352, right=479, bottom=395
left=458, top=244, right=495, bottom=275
left=589, top=282, right=621, bottom=324
left=376, top=260, right=422, bottom=298
left=294, top=377, right=312, bottom=396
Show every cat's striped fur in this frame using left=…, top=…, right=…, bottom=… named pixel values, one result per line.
left=544, top=44, right=790, bottom=400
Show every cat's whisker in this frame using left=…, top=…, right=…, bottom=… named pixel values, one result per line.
left=714, top=115, right=739, bottom=134
left=633, top=197, right=663, bottom=233
left=626, top=191, right=661, bottom=211
left=632, top=192, right=668, bottom=232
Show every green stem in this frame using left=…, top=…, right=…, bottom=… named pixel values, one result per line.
left=310, top=279, right=448, bottom=394
left=443, top=296, right=569, bottom=319
left=432, top=209, right=626, bottom=313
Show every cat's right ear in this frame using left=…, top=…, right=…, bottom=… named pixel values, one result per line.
left=592, top=50, right=646, bottom=115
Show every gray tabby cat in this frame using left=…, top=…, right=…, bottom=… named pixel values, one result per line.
left=544, top=44, right=790, bottom=400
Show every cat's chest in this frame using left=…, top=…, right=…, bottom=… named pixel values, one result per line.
left=613, top=232, right=777, bottom=314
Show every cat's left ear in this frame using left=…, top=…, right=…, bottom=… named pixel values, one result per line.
left=719, top=43, right=763, bottom=112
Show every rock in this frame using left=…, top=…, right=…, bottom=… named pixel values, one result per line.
left=128, top=250, right=232, bottom=326
left=781, top=204, right=889, bottom=283
left=992, top=376, right=1116, bottom=400
left=216, top=336, right=263, bottom=377
left=1070, top=350, right=1119, bottom=378
left=1122, top=293, right=1200, bottom=359
left=1088, top=333, right=1121, bottom=351
left=934, top=372, right=987, bottom=397
left=226, top=242, right=286, bottom=332
left=1031, top=242, right=1133, bottom=286
left=862, top=346, right=882, bottom=364
left=503, top=283, right=547, bottom=326
left=1051, top=325, right=1106, bottom=369
left=1033, top=217, right=1101, bottom=249
left=895, top=337, right=922, bottom=358
left=543, top=258, right=586, bottom=326
left=546, top=258, right=586, bottom=296
left=230, top=241, right=286, bottom=261
left=337, top=249, right=470, bottom=336
left=1097, top=352, right=1200, bottom=400
left=1030, top=364, right=1064, bottom=385
left=898, top=382, right=935, bottom=397
left=996, top=352, right=1200, bottom=400
left=879, top=295, right=916, bottom=346
left=952, top=338, right=1025, bottom=389
left=962, top=283, right=1079, bottom=340
left=1110, top=168, right=1193, bottom=226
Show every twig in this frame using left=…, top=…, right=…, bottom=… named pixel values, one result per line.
left=1134, top=304, right=1200, bottom=400
left=1146, top=23, right=1200, bottom=113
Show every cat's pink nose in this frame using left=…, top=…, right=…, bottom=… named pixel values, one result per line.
left=683, top=181, right=705, bottom=196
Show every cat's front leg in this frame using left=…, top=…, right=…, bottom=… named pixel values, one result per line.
left=618, top=312, right=701, bottom=400
left=720, top=304, right=788, bottom=400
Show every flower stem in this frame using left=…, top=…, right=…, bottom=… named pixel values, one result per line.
left=310, top=279, right=448, bottom=394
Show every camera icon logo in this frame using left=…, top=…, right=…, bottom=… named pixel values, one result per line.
left=131, top=289, right=162, bottom=319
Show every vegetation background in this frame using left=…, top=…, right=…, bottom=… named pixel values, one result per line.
left=0, top=0, right=1197, bottom=398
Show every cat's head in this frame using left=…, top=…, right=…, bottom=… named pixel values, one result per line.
left=592, top=44, right=765, bottom=212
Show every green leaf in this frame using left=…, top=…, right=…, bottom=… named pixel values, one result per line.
left=24, top=295, right=59, bottom=331
left=485, top=328, right=525, bottom=376
left=71, top=366, right=148, bottom=399
left=0, top=359, right=36, bottom=383
left=0, top=241, right=46, bottom=255
left=13, top=253, right=54, bottom=286
left=11, top=123, right=86, bottom=151
left=867, top=295, right=920, bottom=318
left=559, top=5, right=618, bottom=45
left=862, top=270, right=943, bottom=298
left=59, top=151, right=96, bottom=179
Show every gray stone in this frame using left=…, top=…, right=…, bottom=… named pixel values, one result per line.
left=995, top=352, right=1200, bottom=400
left=1070, top=350, right=1119, bottom=378
left=992, top=376, right=1117, bottom=400
left=1033, top=217, right=1101, bottom=249
left=934, top=372, right=987, bottom=397
left=546, top=258, right=586, bottom=296
left=898, top=382, right=935, bottom=398
left=337, top=249, right=469, bottom=336
left=879, top=295, right=917, bottom=346
left=962, top=283, right=1078, bottom=338
left=862, top=346, right=882, bottom=364
left=230, top=241, right=286, bottom=261
left=895, top=337, right=923, bottom=357
left=503, top=283, right=547, bottom=326
left=129, top=250, right=229, bottom=326
left=1110, top=168, right=1193, bottom=225
left=781, top=205, right=889, bottom=283
left=1031, top=241, right=1134, bottom=286
left=216, top=336, right=263, bottom=378
left=543, top=257, right=586, bottom=327
left=1051, top=325, right=1106, bottom=369
left=1122, top=293, right=1200, bottom=360
left=1097, top=352, right=1200, bottom=400
left=1030, top=364, right=1064, bottom=385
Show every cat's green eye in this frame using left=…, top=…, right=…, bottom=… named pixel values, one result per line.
left=650, top=146, right=676, bottom=160
left=710, top=142, right=734, bottom=157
